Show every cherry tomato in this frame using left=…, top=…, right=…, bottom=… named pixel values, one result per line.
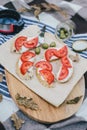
left=21, top=51, right=36, bottom=62
left=61, top=56, right=72, bottom=68
left=57, top=46, right=68, bottom=58
left=58, top=66, right=69, bottom=80
left=24, top=37, right=38, bottom=49
left=45, top=49, right=58, bottom=61
left=35, top=61, right=52, bottom=71
left=39, top=69, right=54, bottom=85
left=15, top=36, right=27, bottom=51
left=20, top=61, right=33, bottom=75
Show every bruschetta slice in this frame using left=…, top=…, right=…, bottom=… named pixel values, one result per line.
left=36, top=68, right=54, bottom=87
left=35, top=60, right=54, bottom=87
left=57, top=57, right=73, bottom=83
left=16, top=51, right=36, bottom=80
left=11, top=36, right=38, bottom=53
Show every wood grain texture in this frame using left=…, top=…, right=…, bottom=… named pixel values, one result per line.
left=5, top=70, right=85, bottom=124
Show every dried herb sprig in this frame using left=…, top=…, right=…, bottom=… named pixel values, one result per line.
left=28, top=0, right=68, bottom=19
left=11, top=113, right=25, bottom=130
left=69, top=53, right=79, bottom=62
left=66, top=96, right=83, bottom=104
left=0, top=74, right=3, bottom=82
left=0, top=94, right=3, bottom=102
left=15, top=93, right=39, bottom=110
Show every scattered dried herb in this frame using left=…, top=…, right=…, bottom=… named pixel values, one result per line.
left=41, top=3, right=51, bottom=11
left=66, top=96, right=83, bottom=104
left=0, top=74, right=3, bottom=82
left=18, top=6, right=27, bottom=13
left=15, top=93, right=39, bottom=110
left=0, top=94, right=3, bottom=102
left=28, top=0, right=68, bottom=19
left=11, top=113, right=25, bottom=130
left=32, top=6, right=41, bottom=19
left=69, top=53, right=79, bottom=62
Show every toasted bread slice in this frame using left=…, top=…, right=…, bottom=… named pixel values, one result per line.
left=36, top=68, right=54, bottom=88
left=11, top=25, right=40, bottom=53
left=16, top=60, right=34, bottom=80
left=57, top=58, right=73, bottom=83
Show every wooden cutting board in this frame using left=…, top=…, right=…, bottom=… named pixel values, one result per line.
left=0, top=25, right=87, bottom=107
left=5, top=70, right=85, bottom=124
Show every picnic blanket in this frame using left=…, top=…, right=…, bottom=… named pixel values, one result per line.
left=0, top=0, right=87, bottom=130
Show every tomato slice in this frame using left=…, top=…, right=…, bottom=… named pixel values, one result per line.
left=45, top=49, right=58, bottom=61
left=57, top=46, right=68, bottom=58
left=20, top=61, right=33, bottom=75
left=58, top=66, right=69, bottom=80
left=39, top=69, right=54, bottom=84
left=24, top=37, right=38, bottom=49
left=21, top=51, right=36, bottom=62
left=15, top=36, right=27, bottom=51
left=35, top=61, right=52, bottom=71
left=61, top=56, right=72, bottom=68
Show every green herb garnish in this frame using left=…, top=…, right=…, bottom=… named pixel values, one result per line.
left=35, top=47, right=41, bottom=54
left=50, top=42, right=56, bottom=47
left=42, top=43, right=49, bottom=49
left=66, top=96, right=82, bottom=104
left=0, top=94, right=3, bottom=102
left=15, top=93, right=39, bottom=110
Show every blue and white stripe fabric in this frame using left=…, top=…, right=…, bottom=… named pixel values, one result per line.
left=65, top=33, right=87, bottom=58
left=0, top=16, right=87, bottom=99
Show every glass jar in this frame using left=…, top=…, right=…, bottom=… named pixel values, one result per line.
left=55, top=20, right=76, bottom=41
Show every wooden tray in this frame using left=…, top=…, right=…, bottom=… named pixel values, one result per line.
left=5, top=70, right=85, bottom=124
